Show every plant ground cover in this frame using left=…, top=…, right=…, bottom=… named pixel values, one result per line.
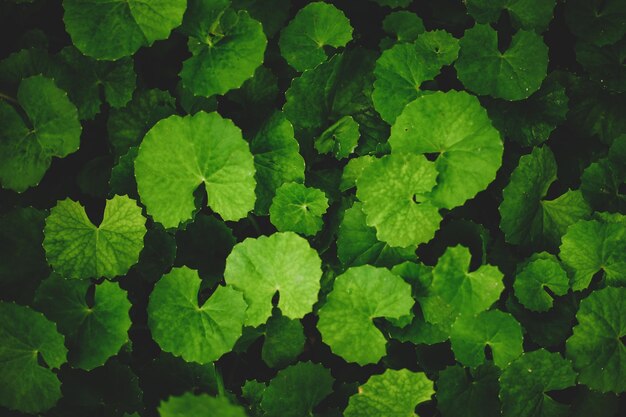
left=0, top=0, right=625, bottom=416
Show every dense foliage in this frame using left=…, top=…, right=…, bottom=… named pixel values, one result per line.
left=0, top=0, right=625, bottom=416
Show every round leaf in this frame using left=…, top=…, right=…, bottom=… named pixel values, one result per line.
left=345, top=369, right=434, bottom=417
left=356, top=153, right=441, bottom=248
left=514, top=257, right=569, bottom=312
left=279, top=2, right=353, bottom=72
left=224, top=232, right=322, bottom=327
left=317, top=265, right=414, bottom=365
left=269, top=182, right=329, bottom=236
left=148, top=267, right=247, bottom=364
left=0, top=302, right=67, bottom=413
left=134, top=111, right=256, bottom=227
left=455, top=24, right=548, bottom=100
left=34, top=274, right=131, bottom=370
left=389, top=90, right=503, bottom=209
left=63, top=0, right=187, bottom=60
left=566, top=287, right=626, bottom=393
left=0, top=75, right=81, bottom=192
left=44, top=195, right=146, bottom=280
left=158, top=392, right=247, bottom=417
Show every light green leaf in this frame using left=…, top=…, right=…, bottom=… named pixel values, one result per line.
left=34, top=274, right=131, bottom=370
left=261, top=315, right=305, bottom=369
left=158, top=392, right=247, bottom=417
left=340, top=156, right=375, bottom=192
left=108, top=89, right=176, bottom=157
left=148, top=267, right=247, bottom=364
left=499, top=146, right=591, bottom=249
left=499, top=349, right=577, bottom=417
left=134, top=111, right=256, bottom=227
left=337, top=202, right=416, bottom=268
left=455, top=24, right=548, bottom=100
left=260, top=361, right=334, bottom=417
left=389, top=90, right=503, bottom=209
left=566, top=287, right=626, bottom=393
left=180, top=6, right=267, bottom=97
left=356, top=153, right=441, bottom=248
left=466, top=0, right=556, bottom=32
left=344, top=369, right=434, bottom=417
left=450, top=310, right=523, bottom=369
left=317, top=265, right=414, bottom=365
left=63, top=0, right=187, bottom=60
left=279, top=2, right=353, bottom=72
left=514, top=257, right=569, bottom=312
left=0, top=75, right=81, bottom=192
left=437, top=364, right=501, bottom=417
left=43, top=195, right=146, bottom=280
left=251, top=112, right=305, bottom=215
left=560, top=218, right=626, bottom=290
left=420, top=246, right=503, bottom=326
left=0, top=302, right=67, bottom=414
left=269, top=182, right=329, bottom=236
left=373, top=31, right=458, bottom=123
left=314, top=115, right=360, bottom=159
left=224, top=232, right=322, bottom=327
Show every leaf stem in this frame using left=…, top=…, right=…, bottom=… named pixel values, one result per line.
left=214, top=363, right=226, bottom=397
left=0, top=91, right=18, bottom=105
left=247, top=213, right=262, bottom=236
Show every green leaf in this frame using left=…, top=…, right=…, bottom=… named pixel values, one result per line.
left=317, top=265, right=414, bottom=365
left=34, top=274, right=131, bottom=370
left=224, top=232, right=322, bottom=327
left=63, top=0, right=187, bottom=60
left=43, top=195, right=146, bottom=280
left=576, top=38, right=626, bottom=93
left=420, top=246, right=503, bottom=326
left=340, top=156, right=375, bottom=192
left=373, top=31, right=459, bottom=123
left=389, top=90, right=503, bottom=209
left=381, top=11, right=425, bottom=46
left=437, top=364, right=501, bottom=417
left=356, top=153, right=441, bottom=248
left=485, top=73, right=569, bottom=147
left=566, top=287, right=626, bottom=393
left=148, top=267, right=247, bottom=364
left=466, top=0, right=556, bottom=32
left=279, top=2, right=353, bottom=72
left=232, top=0, right=291, bottom=38
left=158, top=392, right=247, bottom=417
left=0, top=207, right=49, bottom=304
left=180, top=6, right=267, bottom=97
left=565, top=0, right=626, bottom=46
left=52, top=46, right=136, bottom=120
left=450, top=310, right=523, bottom=368
left=314, top=115, right=360, bottom=159
left=108, top=89, right=176, bottom=157
left=514, top=257, right=569, bottom=312
left=134, top=111, right=256, bottom=227
left=344, top=369, right=434, bottom=417
left=559, top=219, right=626, bottom=290
left=0, top=302, right=67, bottom=413
left=499, top=146, right=591, bottom=249
left=269, top=182, right=329, bottom=236
left=499, top=349, right=576, bottom=417
left=261, top=314, right=305, bottom=369
left=251, top=112, right=306, bottom=215
left=260, top=361, right=334, bottom=417
left=455, top=24, right=548, bottom=100
left=0, top=75, right=81, bottom=192
left=337, top=202, right=416, bottom=268
left=581, top=135, right=626, bottom=212
left=284, top=49, right=377, bottom=134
